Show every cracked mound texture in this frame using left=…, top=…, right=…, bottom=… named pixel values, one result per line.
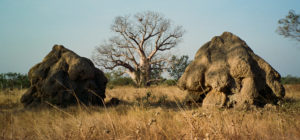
left=21, top=45, right=107, bottom=108
left=178, top=32, right=285, bottom=108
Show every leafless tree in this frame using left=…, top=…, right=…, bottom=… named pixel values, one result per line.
left=92, top=11, right=184, bottom=86
left=277, top=10, right=300, bottom=42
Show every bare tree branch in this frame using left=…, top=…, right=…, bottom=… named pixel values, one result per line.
left=277, top=10, right=300, bottom=42
left=92, top=11, right=184, bottom=86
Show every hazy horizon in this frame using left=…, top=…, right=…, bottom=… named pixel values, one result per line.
left=1, top=0, right=300, bottom=76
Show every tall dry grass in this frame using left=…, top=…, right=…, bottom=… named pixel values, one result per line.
left=0, top=85, right=300, bottom=140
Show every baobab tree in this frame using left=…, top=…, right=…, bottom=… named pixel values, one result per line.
left=92, top=11, right=184, bottom=87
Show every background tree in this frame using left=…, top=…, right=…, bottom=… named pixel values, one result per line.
left=0, top=74, right=4, bottom=90
left=277, top=10, right=300, bottom=42
left=281, top=75, right=300, bottom=84
left=167, top=55, right=190, bottom=81
left=92, top=11, right=184, bottom=87
left=0, top=73, right=30, bottom=90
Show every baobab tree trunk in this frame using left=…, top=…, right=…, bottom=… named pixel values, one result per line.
left=139, top=65, right=151, bottom=87
left=138, top=57, right=151, bottom=87
left=126, top=58, right=151, bottom=87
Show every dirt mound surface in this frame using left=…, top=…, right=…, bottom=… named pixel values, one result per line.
left=178, top=32, right=285, bottom=108
left=21, top=45, right=107, bottom=108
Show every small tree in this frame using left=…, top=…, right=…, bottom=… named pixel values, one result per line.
left=93, top=11, right=184, bottom=87
left=277, top=10, right=300, bottom=42
left=0, top=74, right=4, bottom=90
left=167, top=55, right=190, bottom=81
left=0, top=73, right=30, bottom=90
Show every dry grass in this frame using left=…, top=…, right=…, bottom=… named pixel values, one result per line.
left=0, top=85, right=300, bottom=140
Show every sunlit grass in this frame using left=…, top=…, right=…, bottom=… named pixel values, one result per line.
left=0, top=85, right=300, bottom=140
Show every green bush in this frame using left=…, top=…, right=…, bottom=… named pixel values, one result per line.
left=162, top=79, right=177, bottom=86
left=108, top=77, right=136, bottom=86
left=0, top=72, right=30, bottom=90
left=105, top=70, right=136, bottom=87
left=281, top=75, right=300, bottom=84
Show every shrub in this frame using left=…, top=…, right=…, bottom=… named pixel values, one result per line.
left=281, top=75, right=300, bottom=84
left=162, top=79, right=177, bottom=86
left=0, top=72, right=30, bottom=90
left=105, top=70, right=136, bottom=87
left=109, top=77, right=136, bottom=86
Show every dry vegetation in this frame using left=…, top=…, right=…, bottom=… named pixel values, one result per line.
left=1, top=85, right=300, bottom=140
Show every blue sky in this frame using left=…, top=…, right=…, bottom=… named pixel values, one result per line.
left=0, top=0, right=300, bottom=76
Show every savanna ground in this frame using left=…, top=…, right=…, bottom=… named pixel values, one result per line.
left=0, top=85, right=300, bottom=140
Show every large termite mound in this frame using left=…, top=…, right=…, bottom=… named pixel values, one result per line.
left=21, top=45, right=107, bottom=108
left=178, top=32, right=285, bottom=108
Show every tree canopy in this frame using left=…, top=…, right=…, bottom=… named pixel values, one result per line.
left=92, top=11, right=184, bottom=87
left=167, top=55, right=190, bottom=81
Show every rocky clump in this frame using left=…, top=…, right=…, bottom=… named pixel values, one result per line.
left=21, top=45, right=107, bottom=108
left=178, top=32, right=285, bottom=109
